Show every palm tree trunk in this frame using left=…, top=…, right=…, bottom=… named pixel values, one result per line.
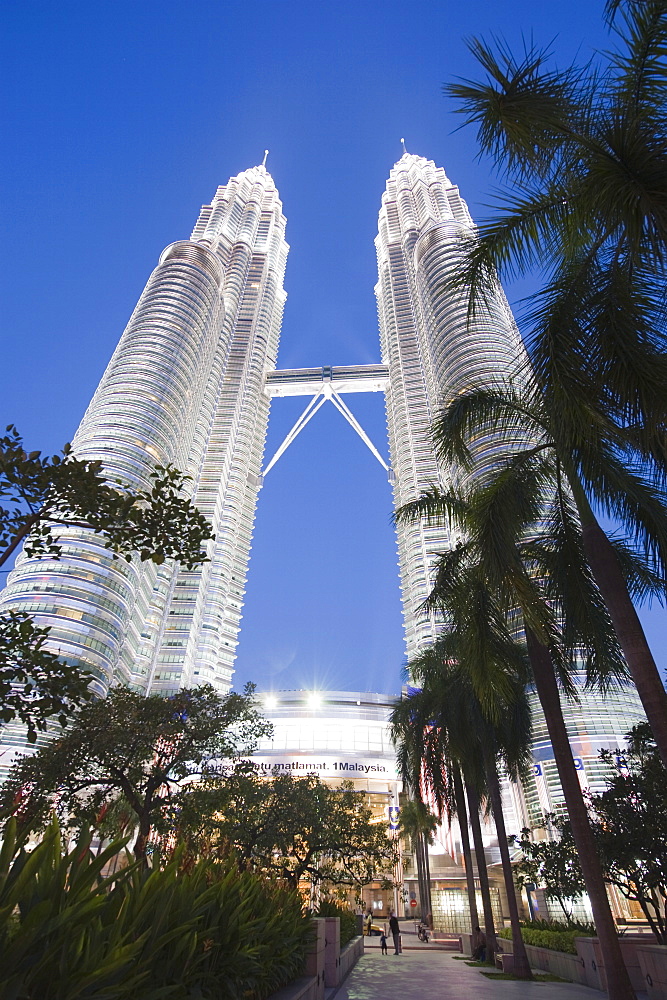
left=414, top=832, right=428, bottom=922
left=465, top=780, right=497, bottom=962
left=526, top=627, right=636, bottom=1000
left=452, top=765, right=480, bottom=935
left=482, top=745, right=533, bottom=980
left=421, top=832, right=433, bottom=925
left=581, top=517, right=667, bottom=772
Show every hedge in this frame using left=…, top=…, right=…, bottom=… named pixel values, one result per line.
left=315, top=900, right=358, bottom=946
left=498, top=920, right=595, bottom=956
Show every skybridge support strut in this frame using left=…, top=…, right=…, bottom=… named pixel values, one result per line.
left=261, top=365, right=393, bottom=484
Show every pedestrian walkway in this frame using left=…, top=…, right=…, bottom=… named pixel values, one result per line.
left=329, top=946, right=637, bottom=1000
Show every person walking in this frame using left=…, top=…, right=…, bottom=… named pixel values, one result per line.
left=388, top=910, right=400, bottom=954
left=380, top=931, right=388, bottom=955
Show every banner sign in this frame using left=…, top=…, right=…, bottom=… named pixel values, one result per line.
left=243, top=754, right=399, bottom=780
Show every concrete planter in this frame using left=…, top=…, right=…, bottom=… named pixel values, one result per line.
left=267, top=920, right=364, bottom=1000
left=268, top=978, right=320, bottom=1000
left=323, top=916, right=341, bottom=988
left=492, top=932, right=659, bottom=992
left=575, top=935, right=652, bottom=992
left=637, top=944, right=667, bottom=999
left=501, top=936, right=588, bottom=986
left=304, top=918, right=326, bottom=1000
left=339, top=936, right=364, bottom=982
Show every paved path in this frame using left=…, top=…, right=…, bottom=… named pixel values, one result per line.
left=329, top=946, right=627, bottom=1000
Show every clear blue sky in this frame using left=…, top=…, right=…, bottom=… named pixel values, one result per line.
left=1, top=0, right=664, bottom=697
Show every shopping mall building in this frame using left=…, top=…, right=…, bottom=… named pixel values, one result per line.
left=251, top=688, right=646, bottom=932
left=251, top=688, right=510, bottom=930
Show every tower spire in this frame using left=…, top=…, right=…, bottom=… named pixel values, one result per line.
left=400, top=137, right=407, bottom=155
left=262, top=149, right=269, bottom=168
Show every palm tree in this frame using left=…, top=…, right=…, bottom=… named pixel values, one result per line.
left=397, top=797, right=437, bottom=925
left=432, top=379, right=667, bottom=770
left=392, top=641, right=535, bottom=980
left=396, top=493, right=638, bottom=1000
left=392, top=691, right=495, bottom=961
left=444, top=0, right=667, bottom=449
left=439, top=0, right=667, bottom=766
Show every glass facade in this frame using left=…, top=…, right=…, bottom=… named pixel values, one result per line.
left=0, top=165, right=288, bottom=708
left=374, top=152, right=647, bottom=835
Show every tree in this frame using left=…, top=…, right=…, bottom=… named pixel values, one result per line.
left=516, top=726, right=667, bottom=943
left=440, top=0, right=667, bottom=768
left=170, top=769, right=398, bottom=893
left=395, top=488, right=637, bottom=999
left=391, top=676, right=492, bottom=955
left=444, top=1, right=667, bottom=456
left=397, top=797, right=438, bottom=924
left=0, top=684, right=269, bottom=861
left=432, top=379, right=667, bottom=770
left=0, top=611, right=90, bottom=742
left=391, top=644, right=535, bottom=979
left=0, top=425, right=216, bottom=738
left=513, top=820, right=587, bottom=923
left=0, top=425, right=214, bottom=570
left=590, top=723, right=667, bottom=943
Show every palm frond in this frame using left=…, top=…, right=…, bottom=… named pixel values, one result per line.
left=432, top=384, right=549, bottom=470
left=577, top=442, right=667, bottom=578
left=525, top=248, right=667, bottom=453
left=394, top=487, right=469, bottom=531
left=467, top=452, right=551, bottom=589
left=422, top=543, right=473, bottom=614
left=417, top=563, right=532, bottom=720
left=607, top=0, right=667, bottom=124
left=445, top=36, right=579, bottom=179
left=527, top=487, right=630, bottom=691
left=606, top=535, right=667, bottom=604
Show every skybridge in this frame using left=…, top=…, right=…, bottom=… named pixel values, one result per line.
left=262, top=364, right=392, bottom=480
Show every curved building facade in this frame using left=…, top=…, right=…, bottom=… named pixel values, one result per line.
left=0, top=165, right=288, bottom=707
left=375, top=153, right=526, bottom=659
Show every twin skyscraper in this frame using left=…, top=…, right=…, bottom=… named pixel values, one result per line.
left=0, top=154, right=645, bottom=808
left=4, top=152, right=522, bottom=701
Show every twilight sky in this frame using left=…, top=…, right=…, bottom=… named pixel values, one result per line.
left=1, top=0, right=664, bottom=697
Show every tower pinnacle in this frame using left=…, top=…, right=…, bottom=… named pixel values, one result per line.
left=400, top=137, right=407, bottom=155
left=262, top=149, right=269, bottom=167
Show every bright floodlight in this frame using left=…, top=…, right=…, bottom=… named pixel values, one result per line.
left=307, top=692, right=321, bottom=710
left=264, top=694, right=277, bottom=711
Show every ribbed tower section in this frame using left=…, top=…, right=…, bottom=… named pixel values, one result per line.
left=375, top=153, right=525, bottom=661
left=0, top=165, right=287, bottom=703
left=376, top=154, right=647, bottom=834
left=145, top=167, right=288, bottom=695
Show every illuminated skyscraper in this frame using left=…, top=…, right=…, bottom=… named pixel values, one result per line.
left=0, top=164, right=288, bottom=700
left=0, top=152, right=645, bottom=820
left=375, top=151, right=526, bottom=660
left=374, top=151, right=645, bottom=832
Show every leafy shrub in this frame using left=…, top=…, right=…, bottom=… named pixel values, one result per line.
left=316, top=900, right=358, bottom=946
left=0, top=817, right=312, bottom=999
left=497, top=919, right=596, bottom=955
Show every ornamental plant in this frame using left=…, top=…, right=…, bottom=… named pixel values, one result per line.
left=0, top=817, right=312, bottom=1000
